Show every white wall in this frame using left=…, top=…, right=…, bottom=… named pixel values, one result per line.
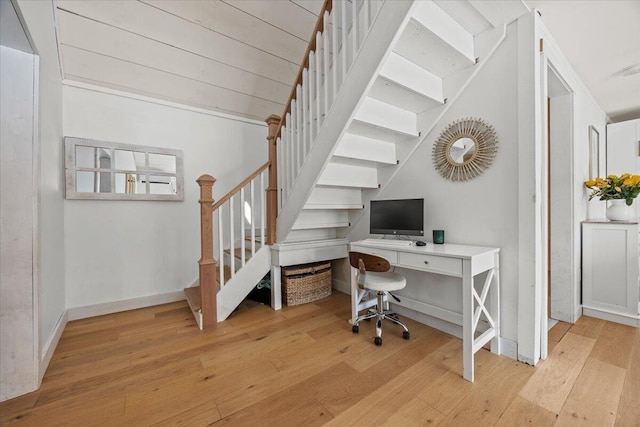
left=16, top=0, right=66, bottom=381
left=63, top=84, right=267, bottom=310
left=345, top=23, right=521, bottom=343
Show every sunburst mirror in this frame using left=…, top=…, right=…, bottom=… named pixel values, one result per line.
left=432, top=117, right=498, bottom=182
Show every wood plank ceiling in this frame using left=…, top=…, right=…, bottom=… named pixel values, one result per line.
left=56, top=0, right=324, bottom=121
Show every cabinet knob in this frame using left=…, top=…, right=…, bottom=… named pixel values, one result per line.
left=424, top=260, right=430, bottom=265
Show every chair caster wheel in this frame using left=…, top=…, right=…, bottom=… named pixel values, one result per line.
left=403, top=331, right=410, bottom=340
left=374, top=337, right=382, bottom=346
left=352, top=325, right=359, bottom=334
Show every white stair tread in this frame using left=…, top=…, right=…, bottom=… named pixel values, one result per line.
left=318, top=163, right=378, bottom=188
left=394, top=19, right=476, bottom=77
left=354, top=97, right=418, bottom=137
left=292, top=221, right=350, bottom=230
left=379, top=52, right=445, bottom=103
left=434, top=0, right=491, bottom=35
left=348, top=120, right=418, bottom=143
left=303, top=203, right=364, bottom=210
left=368, top=77, right=444, bottom=114
left=412, top=1, right=475, bottom=61
left=334, top=132, right=397, bottom=165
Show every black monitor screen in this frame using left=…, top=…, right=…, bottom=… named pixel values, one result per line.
left=370, top=198, right=424, bottom=236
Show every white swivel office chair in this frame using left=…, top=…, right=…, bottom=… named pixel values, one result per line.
left=349, top=251, right=410, bottom=346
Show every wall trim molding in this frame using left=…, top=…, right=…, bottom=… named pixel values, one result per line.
left=67, top=291, right=186, bottom=321
left=62, top=79, right=268, bottom=127
left=39, top=310, right=67, bottom=383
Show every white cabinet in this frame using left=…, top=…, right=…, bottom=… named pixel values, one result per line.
left=607, top=119, right=640, bottom=218
left=582, top=221, right=639, bottom=327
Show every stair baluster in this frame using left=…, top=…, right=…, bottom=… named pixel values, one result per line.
left=273, top=0, right=381, bottom=215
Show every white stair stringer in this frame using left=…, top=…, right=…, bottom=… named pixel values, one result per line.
left=217, top=245, right=271, bottom=322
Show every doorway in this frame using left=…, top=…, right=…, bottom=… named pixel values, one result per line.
left=542, top=64, right=573, bottom=359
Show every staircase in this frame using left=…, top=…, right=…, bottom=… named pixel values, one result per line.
left=187, top=0, right=528, bottom=328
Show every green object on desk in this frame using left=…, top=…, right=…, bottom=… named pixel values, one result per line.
left=433, top=230, right=445, bottom=244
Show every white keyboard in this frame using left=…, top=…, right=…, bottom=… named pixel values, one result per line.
left=361, top=238, right=414, bottom=246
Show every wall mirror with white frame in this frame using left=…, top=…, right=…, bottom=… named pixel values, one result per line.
left=65, top=137, right=184, bottom=201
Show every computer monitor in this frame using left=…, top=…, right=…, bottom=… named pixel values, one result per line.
left=369, top=198, right=424, bottom=236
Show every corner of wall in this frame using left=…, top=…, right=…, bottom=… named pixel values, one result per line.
left=39, top=309, right=67, bottom=383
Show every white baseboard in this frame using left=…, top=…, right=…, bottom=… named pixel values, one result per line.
left=499, top=336, right=518, bottom=361
left=39, top=310, right=68, bottom=383
left=582, top=306, right=640, bottom=327
left=67, top=291, right=186, bottom=321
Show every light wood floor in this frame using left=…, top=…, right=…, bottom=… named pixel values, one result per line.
left=1, top=292, right=638, bottom=426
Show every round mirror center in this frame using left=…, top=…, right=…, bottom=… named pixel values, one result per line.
left=449, top=137, right=476, bottom=164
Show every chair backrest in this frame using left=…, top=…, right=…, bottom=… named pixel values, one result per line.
left=348, top=251, right=391, bottom=273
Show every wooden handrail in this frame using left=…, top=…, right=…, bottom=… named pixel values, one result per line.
left=211, top=161, right=270, bottom=211
left=276, top=0, right=333, bottom=141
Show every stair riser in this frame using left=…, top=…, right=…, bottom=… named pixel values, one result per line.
left=306, top=187, right=363, bottom=208
left=354, top=97, right=418, bottom=137
left=380, top=52, right=444, bottom=103
left=333, top=133, right=397, bottom=165
left=293, top=209, right=349, bottom=230
left=318, top=163, right=378, bottom=189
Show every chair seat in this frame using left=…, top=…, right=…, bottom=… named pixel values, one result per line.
left=362, top=271, right=406, bottom=292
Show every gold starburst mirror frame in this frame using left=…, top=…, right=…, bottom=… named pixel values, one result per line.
left=432, top=117, right=498, bottom=182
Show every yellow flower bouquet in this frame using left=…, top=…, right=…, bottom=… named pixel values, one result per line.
left=584, top=174, right=640, bottom=206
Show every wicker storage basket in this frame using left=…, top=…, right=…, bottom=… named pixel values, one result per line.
left=282, top=262, right=332, bottom=306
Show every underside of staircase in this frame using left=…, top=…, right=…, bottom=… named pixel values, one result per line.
left=186, top=0, right=528, bottom=328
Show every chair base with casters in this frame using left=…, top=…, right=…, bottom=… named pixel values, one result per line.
left=349, top=251, right=410, bottom=346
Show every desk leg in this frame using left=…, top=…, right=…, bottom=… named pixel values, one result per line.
left=350, top=266, right=358, bottom=324
left=271, top=265, right=282, bottom=311
left=490, top=254, right=501, bottom=354
left=462, top=261, right=474, bottom=382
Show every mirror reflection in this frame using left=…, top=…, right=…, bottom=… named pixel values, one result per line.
left=76, top=170, right=112, bottom=193
left=114, top=150, right=137, bottom=172
left=75, top=146, right=96, bottom=168
left=148, top=175, right=177, bottom=195
left=115, top=173, right=143, bottom=194
left=449, top=137, right=476, bottom=164
left=149, top=153, right=177, bottom=174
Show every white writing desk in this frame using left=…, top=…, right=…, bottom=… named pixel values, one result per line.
left=349, top=240, right=501, bottom=382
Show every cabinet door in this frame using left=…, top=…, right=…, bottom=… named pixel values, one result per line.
left=582, top=223, right=639, bottom=317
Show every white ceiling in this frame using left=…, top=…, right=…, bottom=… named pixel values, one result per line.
left=55, top=0, right=640, bottom=123
left=526, top=0, right=640, bottom=122
left=55, top=0, right=323, bottom=121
